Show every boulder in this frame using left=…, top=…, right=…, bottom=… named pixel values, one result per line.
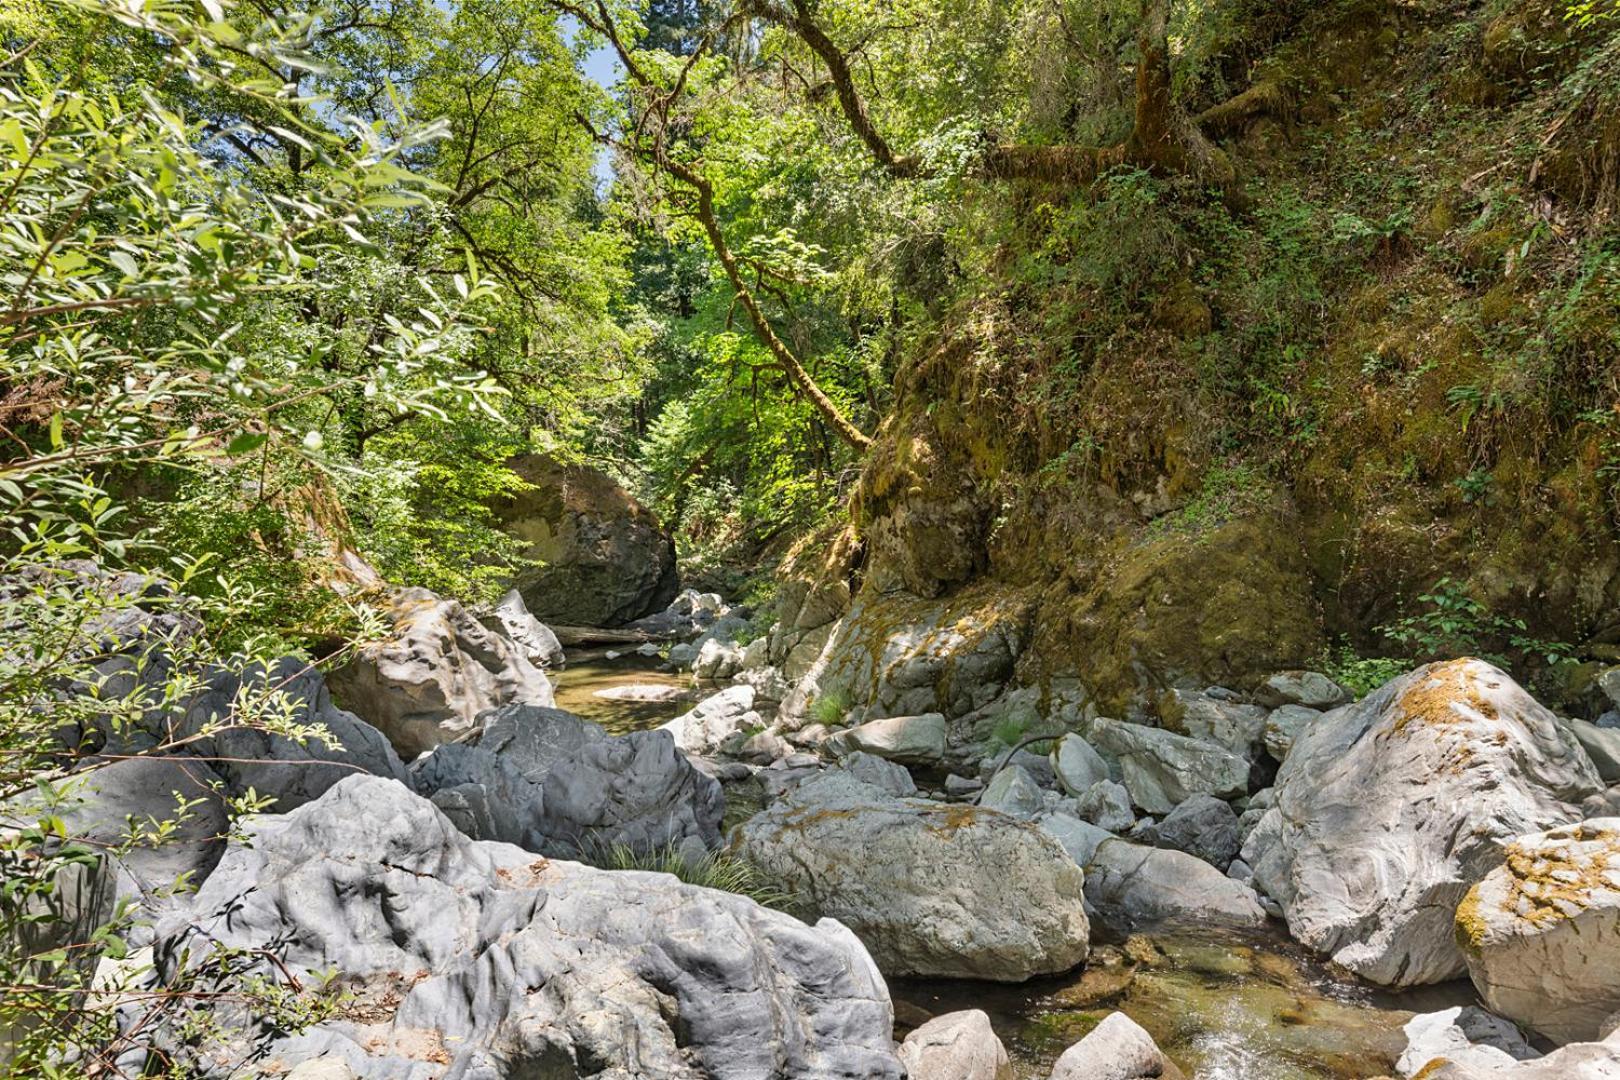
left=1262, top=704, right=1320, bottom=762
left=1048, top=1011, right=1185, bottom=1080
left=1077, top=780, right=1136, bottom=834
left=1084, top=839, right=1267, bottom=933
left=1038, top=814, right=1115, bottom=868
left=981, top=764, right=1045, bottom=818
left=408, top=743, right=542, bottom=848
left=5, top=757, right=228, bottom=940
left=1410, top=1043, right=1620, bottom=1079
left=841, top=750, right=918, bottom=797
left=1569, top=717, right=1620, bottom=783
left=151, top=776, right=901, bottom=1078
left=834, top=713, right=948, bottom=765
left=1050, top=733, right=1110, bottom=796
left=328, top=587, right=554, bottom=758
left=179, top=658, right=410, bottom=811
left=1258, top=670, right=1352, bottom=709
left=482, top=589, right=566, bottom=669
left=1396, top=1007, right=1539, bottom=1078
left=493, top=453, right=680, bottom=626
left=695, top=637, right=747, bottom=681
left=1244, top=659, right=1602, bottom=987
left=735, top=773, right=1090, bottom=981
left=472, top=702, right=722, bottom=859
left=898, top=1010, right=1013, bottom=1080
left=661, top=685, right=760, bottom=756
left=1147, top=793, right=1242, bottom=869
left=1087, top=718, right=1250, bottom=815
left=1159, top=688, right=1269, bottom=759
left=1459, top=819, right=1620, bottom=1044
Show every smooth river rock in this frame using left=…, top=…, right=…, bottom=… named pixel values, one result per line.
left=833, top=713, right=948, bottom=765
left=898, top=1009, right=1013, bottom=1080
left=1244, top=659, right=1602, bottom=987
left=735, top=772, right=1090, bottom=981
left=1396, top=1006, right=1539, bottom=1078
left=151, top=776, right=902, bottom=1078
left=1083, top=839, right=1267, bottom=933
left=1459, top=818, right=1620, bottom=1044
left=1048, top=1011, right=1185, bottom=1080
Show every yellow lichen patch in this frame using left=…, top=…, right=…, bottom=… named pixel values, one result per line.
left=1496, top=824, right=1620, bottom=930
left=780, top=807, right=863, bottom=833
left=1411, top=1059, right=1452, bottom=1080
left=1388, top=659, right=1499, bottom=737
left=1454, top=883, right=1490, bottom=955
left=922, top=804, right=984, bottom=837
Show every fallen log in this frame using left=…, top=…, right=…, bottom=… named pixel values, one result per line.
left=549, top=624, right=668, bottom=646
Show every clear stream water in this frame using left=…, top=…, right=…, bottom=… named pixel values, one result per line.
left=561, top=654, right=1474, bottom=1079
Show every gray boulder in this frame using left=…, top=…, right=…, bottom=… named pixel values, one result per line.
left=1087, top=718, right=1249, bottom=815
left=1259, top=670, right=1352, bottom=709
left=1077, top=779, right=1136, bottom=834
left=841, top=750, right=918, bottom=797
left=661, top=684, right=759, bottom=756
left=1048, top=1011, right=1185, bottom=1080
left=1262, top=704, right=1320, bottom=762
left=1244, top=659, right=1602, bottom=988
left=1037, top=814, right=1115, bottom=868
left=408, top=743, right=542, bottom=848
left=1396, top=1007, right=1539, bottom=1078
left=1459, top=818, right=1620, bottom=1044
left=735, top=773, right=1090, bottom=981
left=329, top=587, right=554, bottom=758
left=151, top=776, right=899, bottom=1078
left=1160, top=688, right=1269, bottom=759
left=694, top=637, right=746, bottom=681
left=834, top=713, right=948, bottom=765
left=472, top=702, right=722, bottom=859
left=1569, top=717, right=1620, bottom=783
left=483, top=589, right=566, bottom=668
left=898, top=1010, right=1012, bottom=1080
left=981, top=764, right=1045, bottom=818
left=1148, top=793, right=1241, bottom=869
left=1050, top=733, right=1110, bottom=796
left=179, top=658, right=410, bottom=811
left=1084, top=839, right=1267, bottom=933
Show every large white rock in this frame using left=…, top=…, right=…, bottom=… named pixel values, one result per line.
left=1244, top=659, right=1602, bottom=987
left=1459, top=818, right=1620, bottom=1044
left=735, top=773, right=1090, bottom=981
left=482, top=588, right=566, bottom=669
left=329, top=587, right=554, bottom=757
left=1048, top=1011, right=1184, bottom=1080
left=1087, top=718, right=1250, bottom=814
left=660, top=684, right=759, bottom=755
left=151, top=776, right=902, bottom=1078
left=1396, top=1006, right=1539, bottom=1078
left=898, top=1010, right=1013, bottom=1080
left=1411, top=1042, right=1620, bottom=1079
left=1083, top=839, right=1267, bottom=933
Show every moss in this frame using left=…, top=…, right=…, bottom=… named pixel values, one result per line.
left=1387, top=659, right=1499, bottom=737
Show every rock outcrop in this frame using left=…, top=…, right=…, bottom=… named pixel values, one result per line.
left=151, top=776, right=902, bottom=1078
left=328, top=587, right=554, bottom=757
left=735, top=772, right=1090, bottom=980
left=1458, top=818, right=1620, bottom=1044
left=493, top=454, right=679, bottom=626
left=1244, top=660, right=1603, bottom=987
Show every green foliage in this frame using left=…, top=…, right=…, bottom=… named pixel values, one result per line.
left=1379, top=578, right=1576, bottom=669
left=1316, top=645, right=1408, bottom=698
left=809, top=687, right=854, bottom=727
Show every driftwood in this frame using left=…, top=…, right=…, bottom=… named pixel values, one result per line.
left=549, top=625, right=667, bottom=646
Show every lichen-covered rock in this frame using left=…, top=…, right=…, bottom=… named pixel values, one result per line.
left=1048, top=1011, right=1186, bottom=1080
left=493, top=453, right=680, bottom=627
left=180, top=658, right=410, bottom=811
left=1458, top=819, right=1620, bottom=1044
left=1084, top=839, right=1267, bottom=933
left=1409, top=1042, right=1620, bottom=1079
left=898, top=1010, right=1013, bottom=1080
left=151, top=776, right=900, bottom=1078
left=1087, top=718, right=1250, bottom=815
left=735, top=773, right=1089, bottom=981
left=328, top=587, right=554, bottom=758
left=1245, top=659, right=1602, bottom=987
